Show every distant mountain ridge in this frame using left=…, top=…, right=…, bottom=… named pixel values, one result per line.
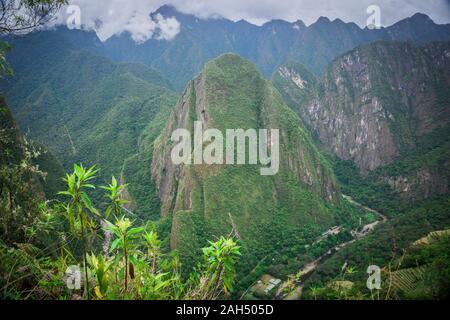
left=102, top=7, right=450, bottom=89
left=4, top=5, right=450, bottom=91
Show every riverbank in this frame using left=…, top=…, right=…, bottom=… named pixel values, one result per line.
left=276, top=195, right=388, bottom=300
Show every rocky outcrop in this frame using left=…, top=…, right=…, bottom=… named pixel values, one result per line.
left=275, top=41, right=450, bottom=175
left=382, top=160, right=450, bottom=202
left=273, top=42, right=450, bottom=203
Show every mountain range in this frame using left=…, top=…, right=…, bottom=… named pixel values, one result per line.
left=103, top=5, right=450, bottom=90
left=4, top=5, right=450, bottom=91
left=0, top=4, right=449, bottom=299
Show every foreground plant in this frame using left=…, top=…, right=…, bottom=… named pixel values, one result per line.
left=187, top=237, right=241, bottom=299
left=55, top=164, right=241, bottom=300
left=58, top=164, right=99, bottom=299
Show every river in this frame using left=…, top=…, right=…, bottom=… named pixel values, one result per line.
left=279, top=194, right=387, bottom=300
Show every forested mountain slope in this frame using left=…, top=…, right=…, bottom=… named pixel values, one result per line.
left=150, top=54, right=377, bottom=291
left=0, top=46, right=179, bottom=218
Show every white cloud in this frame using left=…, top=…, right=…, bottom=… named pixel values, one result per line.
left=54, top=0, right=181, bottom=42
left=54, top=0, right=450, bottom=42
left=124, top=12, right=157, bottom=43
left=154, top=13, right=180, bottom=40
left=120, top=12, right=180, bottom=43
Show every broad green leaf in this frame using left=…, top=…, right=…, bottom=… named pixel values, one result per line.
left=110, top=238, right=121, bottom=252
left=128, top=227, right=144, bottom=236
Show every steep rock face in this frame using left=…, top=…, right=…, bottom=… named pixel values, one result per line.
left=275, top=58, right=397, bottom=172
left=0, top=97, right=65, bottom=200
left=1, top=97, right=28, bottom=167
left=275, top=42, right=450, bottom=174
left=1, top=97, right=44, bottom=243
left=152, top=54, right=339, bottom=268
left=0, top=97, right=44, bottom=197
left=273, top=41, right=450, bottom=201
left=383, top=164, right=449, bottom=202
left=272, top=60, right=319, bottom=132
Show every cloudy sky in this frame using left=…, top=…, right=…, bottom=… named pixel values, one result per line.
left=57, top=0, right=450, bottom=42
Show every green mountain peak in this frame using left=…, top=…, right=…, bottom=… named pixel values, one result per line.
left=151, top=53, right=341, bottom=279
